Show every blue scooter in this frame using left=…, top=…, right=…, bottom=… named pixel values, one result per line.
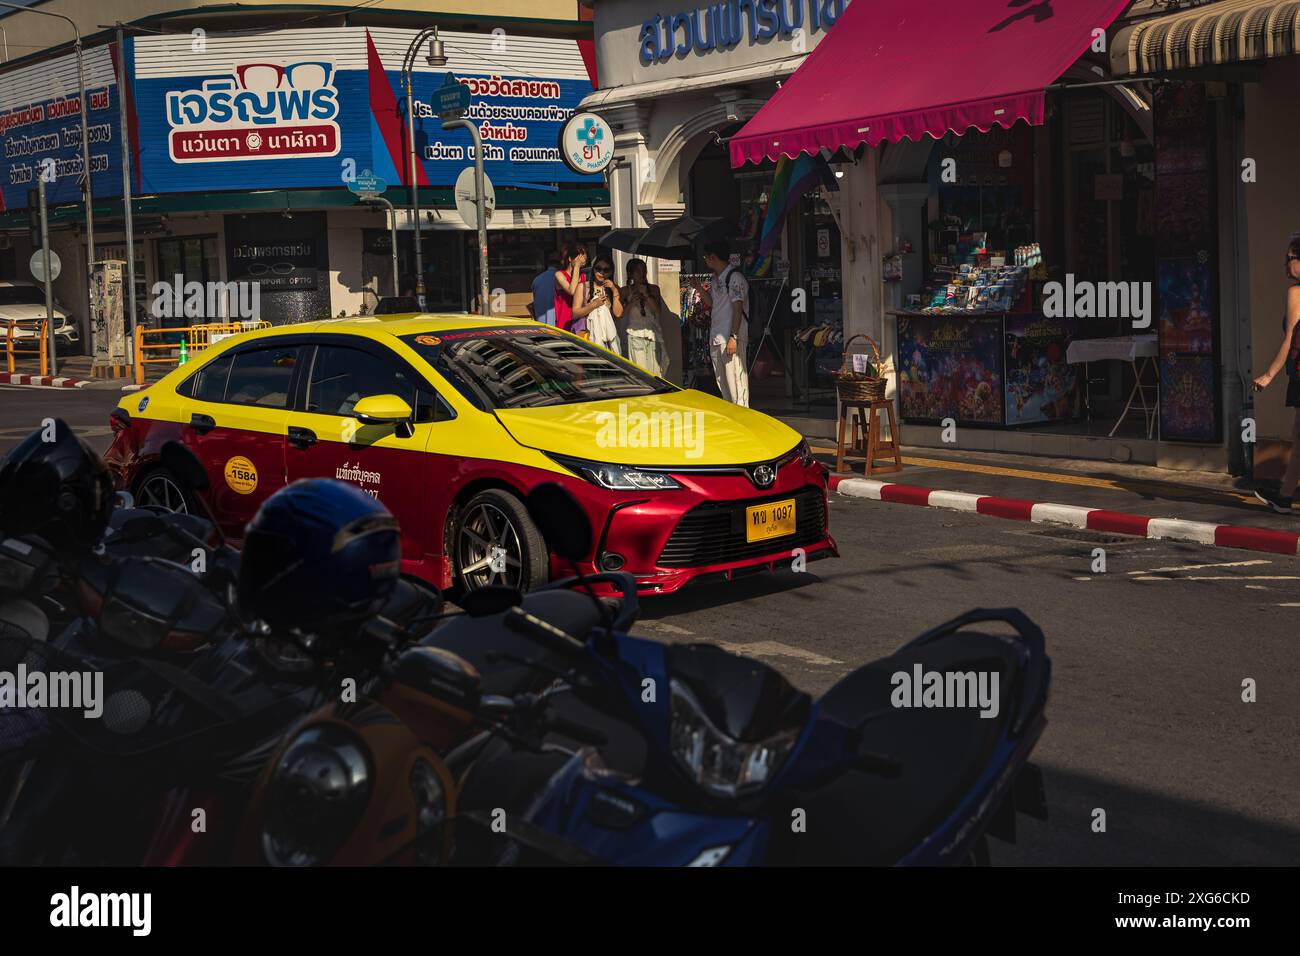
left=454, top=484, right=1051, bottom=866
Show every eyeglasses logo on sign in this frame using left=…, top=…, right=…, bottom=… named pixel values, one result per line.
left=165, top=61, right=342, bottom=164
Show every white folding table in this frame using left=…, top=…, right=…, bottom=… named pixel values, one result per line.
left=1065, top=335, right=1160, bottom=439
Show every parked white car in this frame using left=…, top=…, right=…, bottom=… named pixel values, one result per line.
left=0, top=280, right=80, bottom=346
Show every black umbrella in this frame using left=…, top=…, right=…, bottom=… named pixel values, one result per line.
left=597, top=228, right=646, bottom=254
left=633, top=216, right=737, bottom=259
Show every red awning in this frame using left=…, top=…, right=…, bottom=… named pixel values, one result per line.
left=730, top=0, right=1133, bottom=167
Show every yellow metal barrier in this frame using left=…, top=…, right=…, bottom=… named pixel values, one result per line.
left=133, top=321, right=270, bottom=386
left=5, top=319, right=49, bottom=377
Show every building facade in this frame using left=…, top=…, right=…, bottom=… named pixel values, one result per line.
left=0, top=2, right=607, bottom=352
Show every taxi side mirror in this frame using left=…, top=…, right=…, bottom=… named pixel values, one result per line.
left=352, top=394, right=413, bottom=425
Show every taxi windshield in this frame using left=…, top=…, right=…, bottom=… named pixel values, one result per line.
left=400, top=327, right=674, bottom=410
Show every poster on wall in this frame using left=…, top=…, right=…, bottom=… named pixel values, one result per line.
left=1160, top=355, right=1218, bottom=442
left=1154, top=83, right=1219, bottom=443
left=128, top=27, right=600, bottom=195
left=0, top=45, right=123, bottom=211
left=897, top=314, right=1003, bottom=425
left=1003, top=314, right=1080, bottom=426
left=1157, top=257, right=1214, bottom=356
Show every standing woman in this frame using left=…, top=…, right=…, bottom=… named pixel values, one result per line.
left=1252, top=236, right=1300, bottom=514
left=584, top=257, right=624, bottom=354
left=621, top=258, right=670, bottom=377
left=554, top=241, right=607, bottom=338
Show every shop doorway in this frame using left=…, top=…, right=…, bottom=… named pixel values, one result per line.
left=684, top=130, right=840, bottom=421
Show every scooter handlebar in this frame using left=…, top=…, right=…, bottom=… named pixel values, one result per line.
left=503, top=606, right=588, bottom=658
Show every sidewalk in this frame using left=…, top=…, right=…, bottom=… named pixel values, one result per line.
left=0, top=355, right=166, bottom=391
left=813, top=442, right=1300, bottom=555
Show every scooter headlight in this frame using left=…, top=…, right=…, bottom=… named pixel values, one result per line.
left=262, top=725, right=373, bottom=867
left=669, top=679, right=799, bottom=799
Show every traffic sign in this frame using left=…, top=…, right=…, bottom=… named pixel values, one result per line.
left=30, top=249, right=61, bottom=283
left=558, top=112, right=614, bottom=175
left=348, top=168, right=388, bottom=201
left=435, top=73, right=470, bottom=118
left=454, top=167, right=496, bottom=231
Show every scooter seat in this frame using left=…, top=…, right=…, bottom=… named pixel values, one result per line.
left=771, top=631, right=1025, bottom=866
left=422, top=590, right=605, bottom=698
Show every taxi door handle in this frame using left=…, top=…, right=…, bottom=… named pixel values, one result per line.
left=189, top=413, right=216, bottom=434
left=287, top=426, right=317, bottom=449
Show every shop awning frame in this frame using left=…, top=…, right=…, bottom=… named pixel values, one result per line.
left=1111, top=0, right=1300, bottom=77
left=729, top=0, right=1134, bottom=168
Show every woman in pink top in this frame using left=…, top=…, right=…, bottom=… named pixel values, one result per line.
left=554, top=241, right=607, bottom=337
left=554, top=241, right=584, bottom=333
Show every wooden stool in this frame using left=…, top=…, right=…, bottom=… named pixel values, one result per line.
left=835, top=400, right=903, bottom=475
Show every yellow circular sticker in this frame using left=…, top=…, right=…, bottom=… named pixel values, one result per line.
left=223, top=456, right=259, bottom=495
left=415, top=334, right=441, bottom=346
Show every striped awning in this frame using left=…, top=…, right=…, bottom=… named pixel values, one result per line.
left=1112, top=0, right=1300, bottom=76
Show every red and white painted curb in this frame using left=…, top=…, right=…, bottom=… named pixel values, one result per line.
left=0, top=372, right=90, bottom=388
left=829, top=475, right=1300, bottom=557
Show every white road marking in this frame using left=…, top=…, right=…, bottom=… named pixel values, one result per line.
left=1073, top=576, right=1093, bottom=581
left=1134, top=575, right=1300, bottom=582
left=1128, top=559, right=1271, bottom=575
left=1276, top=603, right=1300, bottom=608
left=715, top=640, right=844, bottom=666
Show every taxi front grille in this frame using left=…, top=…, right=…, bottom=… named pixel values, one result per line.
left=657, top=486, right=826, bottom=569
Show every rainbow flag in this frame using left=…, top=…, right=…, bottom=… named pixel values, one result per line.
left=756, top=154, right=826, bottom=261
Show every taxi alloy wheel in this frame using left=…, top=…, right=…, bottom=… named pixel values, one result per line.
left=134, top=467, right=194, bottom=515
left=455, top=490, right=547, bottom=593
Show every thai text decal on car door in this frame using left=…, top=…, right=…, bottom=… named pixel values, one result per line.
left=282, top=339, right=450, bottom=574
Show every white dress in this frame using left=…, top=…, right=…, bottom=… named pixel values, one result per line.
left=586, top=285, right=621, bottom=355
left=624, top=287, right=668, bottom=377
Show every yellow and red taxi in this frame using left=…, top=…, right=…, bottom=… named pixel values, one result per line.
left=104, top=315, right=837, bottom=595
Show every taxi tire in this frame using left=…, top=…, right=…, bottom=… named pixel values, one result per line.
left=132, top=465, right=200, bottom=516
left=453, top=489, right=549, bottom=594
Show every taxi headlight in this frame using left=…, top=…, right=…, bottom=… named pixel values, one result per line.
left=549, top=455, right=681, bottom=491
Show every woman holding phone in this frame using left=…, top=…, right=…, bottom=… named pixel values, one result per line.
left=1252, top=235, right=1300, bottom=514
left=585, top=257, right=624, bottom=354
left=554, top=241, right=608, bottom=338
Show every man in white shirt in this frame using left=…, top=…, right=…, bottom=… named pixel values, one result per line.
left=700, top=239, right=750, bottom=407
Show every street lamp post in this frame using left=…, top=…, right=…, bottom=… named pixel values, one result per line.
left=399, top=26, right=446, bottom=309
left=0, top=3, right=95, bottom=366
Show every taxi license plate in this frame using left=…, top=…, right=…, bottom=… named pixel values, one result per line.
left=745, top=498, right=797, bottom=544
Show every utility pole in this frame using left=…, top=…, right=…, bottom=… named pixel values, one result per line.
left=442, top=117, right=489, bottom=316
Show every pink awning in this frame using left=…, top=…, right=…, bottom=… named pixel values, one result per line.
left=730, top=0, right=1133, bottom=168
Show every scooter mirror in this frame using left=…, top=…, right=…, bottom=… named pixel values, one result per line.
left=460, top=584, right=522, bottom=617
left=526, top=483, right=592, bottom=563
